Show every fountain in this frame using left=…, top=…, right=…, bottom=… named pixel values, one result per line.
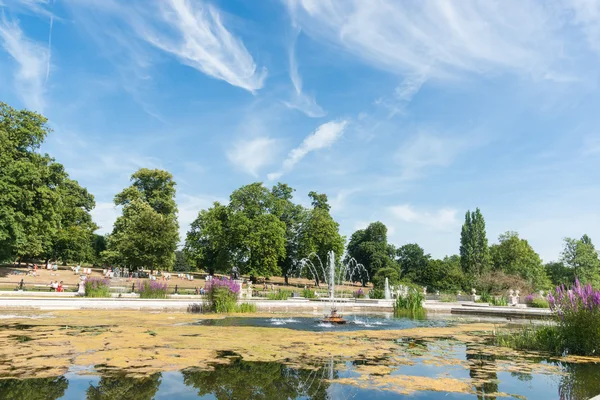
left=296, top=250, right=368, bottom=324
left=384, top=277, right=391, bottom=300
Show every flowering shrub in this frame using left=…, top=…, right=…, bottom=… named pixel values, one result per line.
left=353, top=289, right=365, bottom=299
left=548, top=279, right=600, bottom=355
left=137, top=280, right=168, bottom=299
left=524, top=294, right=535, bottom=304
left=205, top=278, right=240, bottom=313
left=84, top=277, right=110, bottom=298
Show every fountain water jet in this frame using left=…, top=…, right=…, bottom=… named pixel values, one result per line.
left=384, top=277, right=391, bottom=300
left=295, top=250, right=368, bottom=324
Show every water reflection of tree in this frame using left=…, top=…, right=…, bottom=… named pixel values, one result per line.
left=0, top=376, right=68, bottom=400
left=558, top=362, right=600, bottom=400
left=86, top=373, right=161, bottom=400
left=182, top=359, right=331, bottom=400
left=465, top=344, right=499, bottom=400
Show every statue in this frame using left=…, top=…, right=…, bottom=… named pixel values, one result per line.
left=230, top=266, right=240, bottom=280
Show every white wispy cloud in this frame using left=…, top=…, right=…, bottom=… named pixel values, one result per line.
left=287, top=0, right=596, bottom=81
left=389, top=204, right=458, bottom=231
left=282, top=27, right=325, bottom=117
left=395, top=131, right=468, bottom=180
left=66, top=0, right=266, bottom=93
left=228, top=137, right=279, bottom=176
left=268, top=120, right=347, bottom=180
left=0, top=14, right=49, bottom=111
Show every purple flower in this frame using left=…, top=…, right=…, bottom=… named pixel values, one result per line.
left=205, top=278, right=240, bottom=294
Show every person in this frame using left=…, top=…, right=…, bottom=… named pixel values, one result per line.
left=50, top=281, right=58, bottom=291
left=57, top=281, right=64, bottom=292
left=18, top=279, right=24, bottom=291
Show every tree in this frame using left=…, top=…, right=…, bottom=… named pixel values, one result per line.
left=421, top=255, right=466, bottom=292
left=271, top=183, right=306, bottom=284
left=298, top=192, right=344, bottom=285
left=560, top=235, right=600, bottom=287
left=227, top=183, right=286, bottom=279
left=545, top=261, right=573, bottom=287
left=107, top=169, right=179, bottom=273
left=459, top=208, right=490, bottom=277
left=396, top=243, right=431, bottom=284
left=173, top=250, right=193, bottom=272
left=49, top=178, right=97, bottom=264
left=0, top=102, right=97, bottom=264
left=87, top=373, right=161, bottom=400
left=184, top=202, right=232, bottom=275
left=372, top=267, right=400, bottom=290
left=490, top=231, right=550, bottom=289
left=345, top=222, right=397, bottom=285
left=90, top=234, right=107, bottom=266
left=0, top=376, right=68, bottom=400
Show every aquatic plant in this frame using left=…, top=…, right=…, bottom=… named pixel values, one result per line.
left=137, top=280, right=168, bottom=299
left=548, top=279, right=600, bottom=355
left=394, top=289, right=424, bottom=312
left=84, top=277, right=110, bottom=298
left=205, top=278, right=240, bottom=313
left=302, top=288, right=316, bottom=299
left=369, top=288, right=385, bottom=299
left=235, top=303, right=257, bottom=313
left=498, top=280, right=600, bottom=356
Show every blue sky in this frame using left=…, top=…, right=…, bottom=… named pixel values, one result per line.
left=1, top=0, right=600, bottom=263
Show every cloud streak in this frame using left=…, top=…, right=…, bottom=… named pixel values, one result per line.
left=282, top=27, right=325, bottom=117
left=66, top=0, right=266, bottom=93
left=0, top=14, right=49, bottom=111
left=268, top=120, right=347, bottom=180
left=287, top=0, right=597, bottom=81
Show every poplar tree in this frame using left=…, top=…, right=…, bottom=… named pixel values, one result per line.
left=459, top=208, right=490, bottom=276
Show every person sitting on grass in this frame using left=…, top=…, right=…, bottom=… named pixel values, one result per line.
left=57, top=281, right=64, bottom=292
left=50, top=281, right=58, bottom=291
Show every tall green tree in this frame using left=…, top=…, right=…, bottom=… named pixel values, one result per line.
left=271, top=183, right=306, bottom=284
left=87, top=373, right=161, bottom=400
left=0, top=102, right=96, bottom=263
left=545, top=261, right=574, bottom=287
left=490, top=231, right=550, bottom=289
left=459, top=208, right=490, bottom=277
left=184, top=202, right=232, bottom=275
left=345, top=222, right=397, bottom=285
left=227, top=183, right=286, bottom=278
left=298, top=191, right=344, bottom=285
left=106, top=169, right=179, bottom=272
left=561, top=235, right=600, bottom=287
left=396, top=243, right=430, bottom=284
left=49, top=178, right=97, bottom=264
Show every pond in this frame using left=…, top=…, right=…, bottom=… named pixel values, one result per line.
left=0, top=310, right=599, bottom=399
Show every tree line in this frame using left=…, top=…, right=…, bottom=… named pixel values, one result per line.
left=2, top=102, right=598, bottom=293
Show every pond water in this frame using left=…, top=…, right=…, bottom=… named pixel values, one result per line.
left=1, top=344, right=599, bottom=399
left=1, top=311, right=599, bottom=399
left=191, top=314, right=450, bottom=332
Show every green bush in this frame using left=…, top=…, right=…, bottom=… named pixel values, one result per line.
left=440, top=293, right=457, bottom=302
left=394, top=289, right=424, bottom=312
left=530, top=298, right=550, bottom=308
left=302, top=288, right=316, bottom=299
left=84, top=277, right=110, bottom=298
left=369, top=288, right=385, bottom=299
left=267, top=290, right=291, bottom=300
left=235, top=303, right=256, bottom=313
left=490, top=296, right=509, bottom=306
left=205, top=280, right=240, bottom=313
